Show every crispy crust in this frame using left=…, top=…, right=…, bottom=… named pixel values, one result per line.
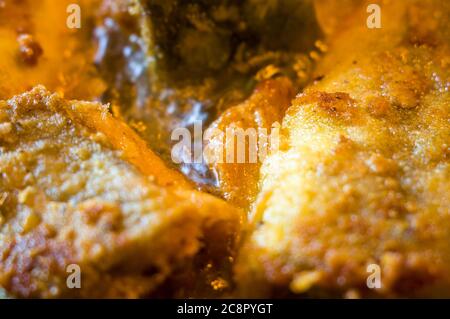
left=205, top=77, right=294, bottom=209
left=0, top=87, right=242, bottom=298
left=235, top=0, right=450, bottom=298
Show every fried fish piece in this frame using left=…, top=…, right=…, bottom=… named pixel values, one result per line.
left=205, top=77, right=294, bottom=209
left=235, top=0, right=450, bottom=297
left=0, top=86, right=242, bottom=298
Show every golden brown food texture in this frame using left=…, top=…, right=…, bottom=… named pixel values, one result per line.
left=314, top=0, right=365, bottom=36
left=0, top=0, right=105, bottom=100
left=0, top=87, right=242, bottom=298
left=235, top=0, right=450, bottom=297
left=205, top=77, right=295, bottom=209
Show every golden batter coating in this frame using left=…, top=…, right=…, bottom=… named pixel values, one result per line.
left=0, top=87, right=241, bottom=298
left=1, top=0, right=449, bottom=299
left=205, top=77, right=294, bottom=209
left=235, top=0, right=450, bottom=298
